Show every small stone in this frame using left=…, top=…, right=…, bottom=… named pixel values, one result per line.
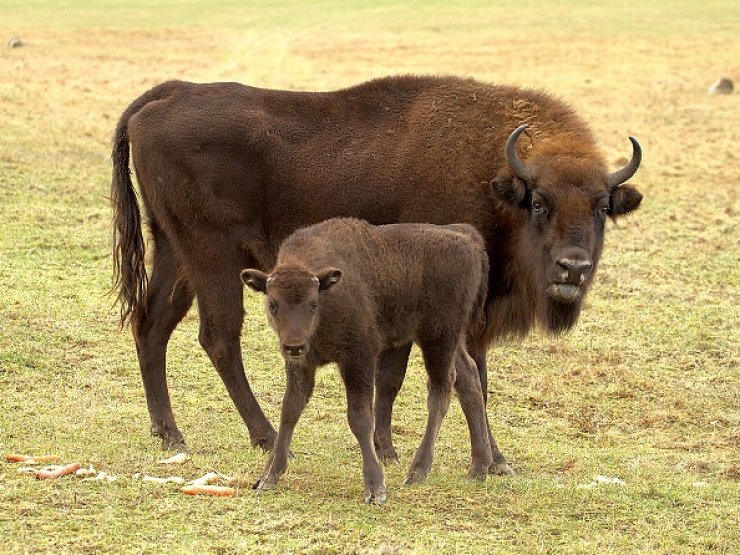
left=7, top=36, right=22, bottom=48
left=708, top=77, right=733, bottom=95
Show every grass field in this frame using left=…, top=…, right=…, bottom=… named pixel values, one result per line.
left=1, top=1, right=738, bottom=553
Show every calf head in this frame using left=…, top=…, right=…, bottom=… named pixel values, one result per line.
left=241, top=266, right=342, bottom=359
left=492, top=124, right=643, bottom=332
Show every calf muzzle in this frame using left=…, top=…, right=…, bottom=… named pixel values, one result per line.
left=282, top=343, right=307, bottom=358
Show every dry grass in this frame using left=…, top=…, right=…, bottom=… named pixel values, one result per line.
left=1, top=1, right=738, bottom=553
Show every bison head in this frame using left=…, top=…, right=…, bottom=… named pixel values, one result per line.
left=491, top=124, right=642, bottom=333
left=241, top=266, right=342, bottom=359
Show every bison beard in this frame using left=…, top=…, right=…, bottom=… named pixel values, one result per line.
left=110, top=74, right=642, bottom=464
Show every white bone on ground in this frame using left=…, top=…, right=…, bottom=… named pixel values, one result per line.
left=17, top=467, right=38, bottom=474
left=139, top=474, right=185, bottom=484
left=75, top=465, right=97, bottom=476
left=38, top=465, right=63, bottom=473
left=189, top=472, right=220, bottom=485
left=189, top=471, right=235, bottom=485
left=157, top=453, right=189, bottom=464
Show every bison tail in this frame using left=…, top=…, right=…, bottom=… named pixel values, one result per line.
left=111, top=103, right=148, bottom=328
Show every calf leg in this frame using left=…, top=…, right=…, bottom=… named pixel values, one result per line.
left=254, top=364, right=316, bottom=491
left=453, top=347, right=493, bottom=480
left=132, top=231, right=194, bottom=451
left=374, top=342, right=412, bottom=464
left=341, top=360, right=386, bottom=504
left=195, top=270, right=276, bottom=450
left=468, top=338, right=514, bottom=476
left=405, top=338, right=456, bottom=485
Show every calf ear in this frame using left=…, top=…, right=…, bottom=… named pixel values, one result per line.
left=241, top=269, right=268, bottom=293
left=491, top=171, right=529, bottom=209
left=317, top=268, right=342, bottom=291
left=610, top=184, right=643, bottom=216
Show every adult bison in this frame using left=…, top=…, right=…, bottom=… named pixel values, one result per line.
left=111, top=75, right=642, bottom=473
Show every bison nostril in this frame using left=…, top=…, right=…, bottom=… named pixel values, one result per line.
left=557, top=257, right=592, bottom=284
left=558, top=258, right=592, bottom=273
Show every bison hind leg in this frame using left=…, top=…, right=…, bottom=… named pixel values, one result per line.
left=404, top=336, right=457, bottom=484
left=133, top=229, right=194, bottom=452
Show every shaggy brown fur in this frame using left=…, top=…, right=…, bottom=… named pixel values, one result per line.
left=242, top=218, right=493, bottom=503
left=111, top=75, right=642, bottom=463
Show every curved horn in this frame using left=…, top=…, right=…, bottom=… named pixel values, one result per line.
left=606, top=137, right=642, bottom=188
left=505, top=124, right=534, bottom=182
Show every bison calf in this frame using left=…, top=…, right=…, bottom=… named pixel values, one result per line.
left=242, top=218, right=493, bottom=503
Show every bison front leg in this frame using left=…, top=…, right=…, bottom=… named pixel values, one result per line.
left=196, top=271, right=277, bottom=450
left=467, top=338, right=514, bottom=476
left=374, top=343, right=412, bottom=464
left=255, top=364, right=315, bottom=491
left=341, top=361, right=386, bottom=504
left=453, top=347, right=493, bottom=480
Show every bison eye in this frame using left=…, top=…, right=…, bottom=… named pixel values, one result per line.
left=532, top=201, right=545, bottom=215
left=598, top=206, right=609, bottom=217
left=268, top=301, right=278, bottom=314
left=310, top=302, right=318, bottom=312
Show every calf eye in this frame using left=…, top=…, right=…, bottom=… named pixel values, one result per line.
left=310, top=302, right=318, bottom=312
left=268, top=301, right=278, bottom=314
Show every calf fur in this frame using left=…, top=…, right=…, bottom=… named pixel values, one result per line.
left=242, top=218, right=494, bottom=503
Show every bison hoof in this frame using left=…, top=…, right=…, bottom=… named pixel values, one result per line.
left=365, top=488, right=387, bottom=504
left=489, top=461, right=515, bottom=476
left=403, top=469, right=428, bottom=485
left=151, top=423, right=186, bottom=452
left=252, top=431, right=278, bottom=452
left=162, top=438, right=188, bottom=453
left=156, top=432, right=187, bottom=452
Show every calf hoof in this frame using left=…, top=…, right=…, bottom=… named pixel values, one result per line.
left=489, top=461, right=515, bottom=476
left=365, top=487, right=387, bottom=504
left=376, top=445, right=400, bottom=466
left=253, top=475, right=277, bottom=492
left=403, top=468, right=428, bottom=485
left=467, top=464, right=489, bottom=482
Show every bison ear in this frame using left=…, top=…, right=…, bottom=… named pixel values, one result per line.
left=609, top=184, right=643, bottom=217
left=491, top=172, right=529, bottom=209
left=241, top=269, right=268, bottom=293
left=317, top=268, right=342, bottom=291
